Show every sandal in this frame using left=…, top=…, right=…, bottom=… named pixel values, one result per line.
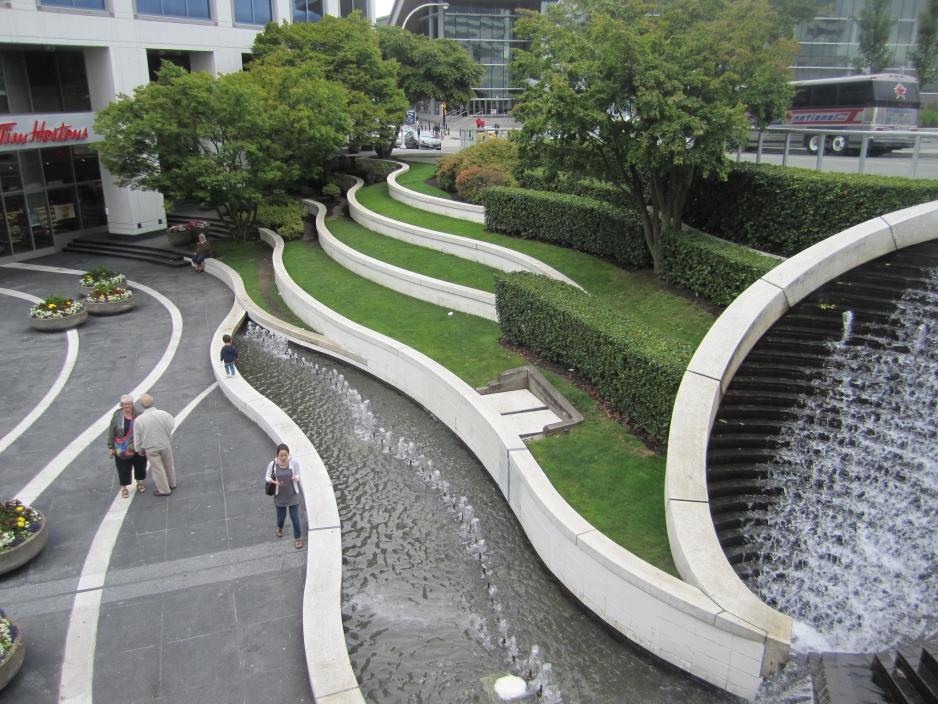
left=136, top=483, right=146, bottom=493
left=276, top=528, right=284, bottom=538
left=120, top=487, right=129, bottom=498
left=294, top=539, right=304, bottom=550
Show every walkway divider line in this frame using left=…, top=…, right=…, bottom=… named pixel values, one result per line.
left=0, top=288, right=79, bottom=456
left=61, top=382, right=218, bottom=702
left=4, top=264, right=183, bottom=507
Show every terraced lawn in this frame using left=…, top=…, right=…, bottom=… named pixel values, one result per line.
left=394, top=161, right=451, bottom=198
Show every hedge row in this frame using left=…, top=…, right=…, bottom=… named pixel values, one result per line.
left=660, top=229, right=781, bottom=307
left=517, top=168, right=622, bottom=205
left=353, top=157, right=399, bottom=184
left=684, top=162, right=938, bottom=256
left=482, top=187, right=652, bottom=269
left=495, top=272, right=691, bottom=445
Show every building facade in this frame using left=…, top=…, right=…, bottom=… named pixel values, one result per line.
left=0, top=0, right=374, bottom=258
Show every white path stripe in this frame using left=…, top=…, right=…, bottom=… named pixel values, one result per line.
left=60, top=383, right=218, bottom=704
left=0, top=288, right=79, bottom=456
left=5, top=264, right=184, bottom=507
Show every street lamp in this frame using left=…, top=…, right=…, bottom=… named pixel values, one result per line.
left=401, top=1, right=449, bottom=32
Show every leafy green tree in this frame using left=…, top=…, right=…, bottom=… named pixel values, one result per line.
left=512, top=0, right=796, bottom=271
left=94, top=62, right=349, bottom=240
left=251, top=14, right=408, bottom=150
left=914, top=0, right=938, bottom=86
left=855, top=0, right=896, bottom=73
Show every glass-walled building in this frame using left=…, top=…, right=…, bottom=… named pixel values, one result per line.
left=0, top=0, right=375, bottom=260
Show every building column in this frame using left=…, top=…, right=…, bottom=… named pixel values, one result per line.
left=84, top=46, right=167, bottom=236
left=323, top=0, right=340, bottom=17
left=190, top=49, right=243, bottom=76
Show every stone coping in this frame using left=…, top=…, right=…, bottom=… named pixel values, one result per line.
left=302, top=201, right=498, bottom=321
left=383, top=158, right=486, bottom=224
left=204, top=258, right=366, bottom=704
left=665, top=200, right=938, bottom=678
left=476, top=365, right=584, bottom=436
left=262, top=210, right=775, bottom=700
left=345, top=175, right=583, bottom=290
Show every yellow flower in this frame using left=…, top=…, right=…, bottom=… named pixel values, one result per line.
left=48, top=303, right=57, bottom=309
left=15, top=506, right=23, bottom=512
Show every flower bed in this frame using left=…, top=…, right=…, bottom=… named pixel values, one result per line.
left=85, top=283, right=135, bottom=316
left=168, top=219, right=209, bottom=246
left=79, top=267, right=126, bottom=294
left=0, top=610, right=25, bottom=691
left=29, top=295, right=87, bottom=331
left=0, top=500, right=48, bottom=575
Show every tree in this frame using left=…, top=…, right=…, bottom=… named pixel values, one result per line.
left=376, top=25, right=483, bottom=108
left=855, top=0, right=896, bottom=73
left=94, top=63, right=350, bottom=240
left=512, top=0, right=796, bottom=272
left=251, top=15, right=408, bottom=150
left=914, top=0, right=938, bottom=86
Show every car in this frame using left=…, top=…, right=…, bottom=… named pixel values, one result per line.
left=402, top=128, right=442, bottom=150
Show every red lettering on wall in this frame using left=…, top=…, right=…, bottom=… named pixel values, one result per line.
left=0, top=122, right=30, bottom=146
left=0, top=120, right=90, bottom=147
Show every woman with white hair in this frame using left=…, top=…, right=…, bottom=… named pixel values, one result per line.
left=107, top=394, right=147, bottom=498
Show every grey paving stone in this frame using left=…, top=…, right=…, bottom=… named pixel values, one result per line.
left=93, top=644, right=161, bottom=703
left=239, top=614, right=308, bottom=676
left=233, top=569, right=305, bottom=625
left=223, top=487, right=270, bottom=519
left=125, top=502, right=171, bottom=536
left=166, top=491, right=227, bottom=529
left=131, top=679, right=247, bottom=704
left=243, top=667, right=315, bottom=703
left=96, top=599, right=163, bottom=654
left=164, top=517, right=230, bottom=561
left=226, top=509, right=279, bottom=552
left=160, top=582, right=237, bottom=644
left=159, top=628, right=243, bottom=695
left=109, top=529, right=167, bottom=572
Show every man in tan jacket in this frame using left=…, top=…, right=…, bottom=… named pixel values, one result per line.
left=133, top=393, right=177, bottom=496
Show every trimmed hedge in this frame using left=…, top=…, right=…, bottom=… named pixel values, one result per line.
left=496, top=272, right=691, bottom=445
left=482, top=187, right=652, bottom=269
left=684, top=162, right=938, bottom=256
left=257, top=199, right=306, bottom=241
left=517, top=168, right=622, bottom=205
left=660, top=229, right=781, bottom=307
left=354, top=157, right=399, bottom=184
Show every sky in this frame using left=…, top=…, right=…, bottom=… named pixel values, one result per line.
left=375, top=0, right=394, bottom=18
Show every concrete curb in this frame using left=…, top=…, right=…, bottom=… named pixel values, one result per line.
left=265, top=217, right=771, bottom=700
left=346, top=173, right=583, bottom=290
left=385, top=159, right=486, bottom=223
left=302, top=204, right=498, bottom=320
left=665, top=199, right=938, bottom=680
left=204, top=258, right=366, bottom=704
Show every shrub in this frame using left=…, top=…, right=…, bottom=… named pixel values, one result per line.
left=322, top=182, right=342, bottom=200
left=517, top=168, right=622, bottom=205
left=435, top=139, right=519, bottom=191
left=355, top=158, right=399, bottom=184
left=684, top=162, right=938, bottom=256
left=257, top=199, right=306, bottom=241
left=496, top=272, right=691, bottom=445
left=455, top=167, right=509, bottom=203
left=482, top=187, right=651, bottom=269
left=660, top=229, right=781, bottom=307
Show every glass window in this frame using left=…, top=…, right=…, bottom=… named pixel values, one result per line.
left=234, top=0, right=270, bottom=23
left=47, top=186, right=80, bottom=235
left=24, top=53, right=61, bottom=113
left=41, top=0, right=106, bottom=9
left=27, top=191, right=53, bottom=250
left=0, top=203, right=11, bottom=257
left=0, top=154, right=22, bottom=193
left=0, top=53, right=31, bottom=114
left=57, top=53, right=92, bottom=112
left=293, top=0, right=322, bottom=22
left=3, top=194, right=29, bottom=254
left=72, top=145, right=101, bottom=183
left=41, top=147, right=74, bottom=187
left=19, top=151, right=45, bottom=191
left=137, top=0, right=211, bottom=19
left=76, top=183, right=107, bottom=229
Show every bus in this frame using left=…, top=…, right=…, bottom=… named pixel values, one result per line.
left=782, top=73, right=920, bottom=155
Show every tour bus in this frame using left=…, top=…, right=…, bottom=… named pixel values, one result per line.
left=784, top=73, right=921, bottom=154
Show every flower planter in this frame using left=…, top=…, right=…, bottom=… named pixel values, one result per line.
left=85, top=298, right=135, bottom=316
left=30, top=309, right=88, bottom=331
left=0, top=621, right=25, bottom=692
left=0, top=516, right=48, bottom=575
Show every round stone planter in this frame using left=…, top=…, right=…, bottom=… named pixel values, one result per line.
left=30, top=309, right=88, bottom=331
left=0, top=623, right=25, bottom=692
left=85, top=297, right=135, bottom=316
left=0, top=516, right=48, bottom=575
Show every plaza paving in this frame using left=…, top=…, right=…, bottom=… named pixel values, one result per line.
left=0, top=252, right=313, bottom=703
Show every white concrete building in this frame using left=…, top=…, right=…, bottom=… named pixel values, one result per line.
left=0, top=0, right=374, bottom=259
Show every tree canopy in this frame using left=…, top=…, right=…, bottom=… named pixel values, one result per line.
left=376, top=25, right=483, bottom=107
left=914, top=0, right=938, bottom=86
left=856, top=0, right=896, bottom=73
left=251, top=14, right=408, bottom=148
left=512, top=0, right=797, bottom=271
left=94, top=62, right=350, bottom=240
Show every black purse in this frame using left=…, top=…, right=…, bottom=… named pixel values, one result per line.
left=264, top=461, right=277, bottom=496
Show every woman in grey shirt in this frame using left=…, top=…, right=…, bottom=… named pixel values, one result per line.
left=265, top=443, right=303, bottom=549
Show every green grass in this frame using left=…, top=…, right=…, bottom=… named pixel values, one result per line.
left=356, top=181, right=715, bottom=350
left=327, top=216, right=499, bottom=293
left=396, top=161, right=451, bottom=199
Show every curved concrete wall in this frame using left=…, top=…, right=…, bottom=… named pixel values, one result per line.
left=346, top=176, right=583, bottom=290
left=267, top=207, right=775, bottom=701
left=204, top=258, right=366, bottom=704
left=665, top=200, right=938, bottom=679
left=304, top=202, right=497, bottom=321
left=385, top=160, right=486, bottom=224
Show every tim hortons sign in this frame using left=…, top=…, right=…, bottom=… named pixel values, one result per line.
left=0, top=113, right=99, bottom=153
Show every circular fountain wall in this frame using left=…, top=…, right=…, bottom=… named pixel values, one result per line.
left=238, top=325, right=733, bottom=704
left=708, top=240, right=938, bottom=656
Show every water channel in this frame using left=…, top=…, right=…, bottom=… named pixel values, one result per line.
left=237, top=324, right=733, bottom=704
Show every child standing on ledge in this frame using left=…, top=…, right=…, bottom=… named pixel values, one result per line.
left=220, top=334, right=239, bottom=378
